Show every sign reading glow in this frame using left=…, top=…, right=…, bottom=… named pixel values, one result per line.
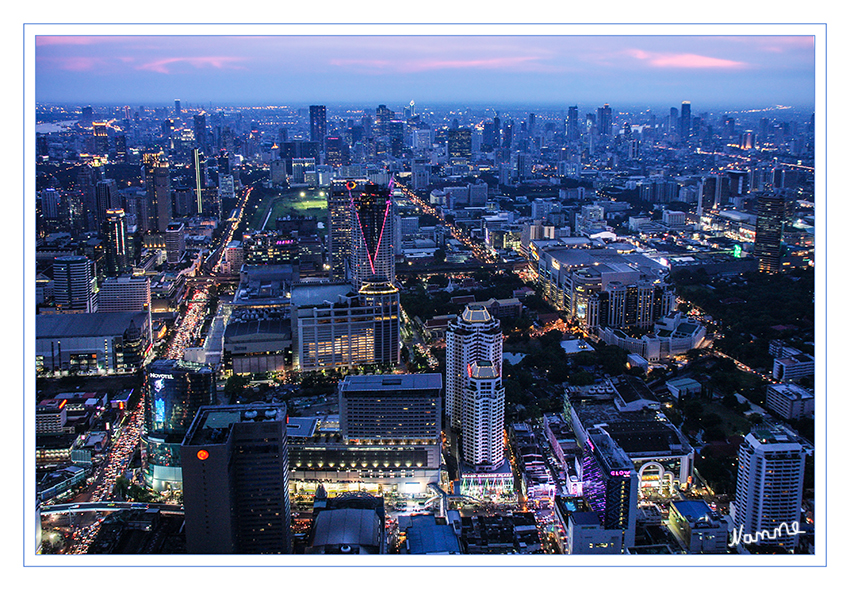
left=610, top=470, right=631, bottom=477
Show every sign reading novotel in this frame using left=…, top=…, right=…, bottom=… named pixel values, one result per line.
left=149, top=373, right=174, bottom=380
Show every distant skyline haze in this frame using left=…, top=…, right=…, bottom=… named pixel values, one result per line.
left=35, top=34, right=815, bottom=110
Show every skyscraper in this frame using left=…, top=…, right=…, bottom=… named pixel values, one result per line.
left=193, top=113, right=207, bottom=153
left=679, top=101, right=691, bottom=139
left=445, top=304, right=503, bottom=431
left=102, top=208, right=129, bottom=277
left=461, top=360, right=506, bottom=470
left=52, top=255, right=96, bottom=313
left=309, top=105, right=327, bottom=152
left=141, top=359, right=216, bottom=492
left=733, top=429, right=805, bottom=551
left=597, top=103, right=613, bottom=136
left=349, top=180, right=395, bottom=290
left=579, top=427, right=639, bottom=552
left=181, top=403, right=291, bottom=554
left=567, top=106, right=580, bottom=142
left=754, top=193, right=785, bottom=273
left=143, top=152, right=171, bottom=233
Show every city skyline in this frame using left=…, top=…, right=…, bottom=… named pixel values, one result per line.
left=35, top=32, right=815, bottom=109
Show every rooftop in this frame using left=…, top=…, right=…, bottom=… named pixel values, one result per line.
left=37, top=311, right=148, bottom=339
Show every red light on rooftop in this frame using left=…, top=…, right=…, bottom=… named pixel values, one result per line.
left=197, top=450, right=209, bottom=461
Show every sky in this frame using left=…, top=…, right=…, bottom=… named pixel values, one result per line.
left=34, top=33, right=816, bottom=110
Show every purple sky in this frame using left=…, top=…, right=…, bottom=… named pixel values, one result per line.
left=35, top=35, right=815, bottom=109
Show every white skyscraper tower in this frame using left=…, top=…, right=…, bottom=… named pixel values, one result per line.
left=732, top=428, right=806, bottom=551
left=462, top=360, right=506, bottom=470
left=445, top=304, right=502, bottom=431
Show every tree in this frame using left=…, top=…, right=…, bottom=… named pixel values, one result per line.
left=224, top=374, right=249, bottom=403
left=433, top=248, right=446, bottom=264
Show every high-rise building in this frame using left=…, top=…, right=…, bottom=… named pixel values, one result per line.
left=102, top=209, right=129, bottom=277
left=447, top=128, right=472, bottom=160
left=165, top=221, right=186, bottom=263
left=339, top=373, right=442, bottom=442
left=181, top=403, right=291, bottom=554
left=52, top=255, right=96, bottom=313
left=292, top=281, right=400, bottom=371
left=193, top=113, right=207, bottom=153
left=597, top=104, right=613, bottom=136
left=174, top=98, right=181, bottom=116
left=349, top=180, right=395, bottom=290
left=97, top=275, right=151, bottom=313
left=461, top=360, right=506, bottom=470
left=445, top=304, right=503, bottom=430
left=192, top=148, right=204, bottom=215
left=327, top=180, right=353, bottom=281
left=95, top=179, right=119, bottom=227
left=143, top=152, right=171, bottom=233
left=754, top=193, right=785, bottom=273
left=732, top=428, right=805, bottom=551
left=141, top=359, right=216, bottom=492
left=567, top=106, right=580, bottom=142
left=580, top=427, right=639, bottom=551
left=679, top=101, right=691, bottom=139
left=309, top=105, right=327, bottom=152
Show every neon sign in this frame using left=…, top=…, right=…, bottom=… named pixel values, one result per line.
left=610, top=470, right=631, bottom=477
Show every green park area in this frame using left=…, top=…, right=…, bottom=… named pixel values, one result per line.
left=247, top=187, right=328, bottom=232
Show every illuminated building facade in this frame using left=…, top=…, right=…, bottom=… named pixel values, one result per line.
left=732, top=429, right=805, bottom=550
left=536, top=248, right=674, bottom=332
left=143, top=152, right=171, bottom=233
left=181, top=403, right=291, bottom=553
left=327, top=179, right=353, bottom=281
left=52, top=255, right=96, bottom=313
left=461, top=361, right=505, bottom=470
left=349, top=180, right=395, bottom=290
left=294, top=280, right=400, bottom=371
left=579, top=427, right=638, bottom=552
left=339, top=373, right=441, bottom=442
left=102, top=209, right=130, bottom=277
left=445, top=304, right=503, bottom=430
left=141, top=359, right=216, bottom=492
left=754, top=192, right=785, bottom=273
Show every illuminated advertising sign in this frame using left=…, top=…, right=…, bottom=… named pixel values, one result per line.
left=610, top=470, right=631, bottom=477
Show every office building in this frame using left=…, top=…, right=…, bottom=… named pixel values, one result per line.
left=97, top=274, right=150, bottom=310
left=535, top=248, right=675, bottom=332
left=309, top=105, right=327, bottom=152
left=52, top=255, right=96, bottom=313
left=165, top=221, right=186, bottom=263
left=754, top=193, right=785, bottom=273
left=339, top=373, right=442, bottom=442
left=36, top=311, right=150, bottom=374
left=102, top=209, right=130, bottom=277
left=447, top=128, right=472, bottom=160
left=143, top=152, right=171, bottom=233
left=445, top=303, right=503, bottom=431
left=597, top=103, right=613, bottom=136
left=293, top=280, right=400, bottom=371
left=461, top=361, right=506, bottom=470
left=349, top=180, right=395, bottom=290
left=772, top=353, right=815, bottom=382
left=766, top=383, right=814, bottom=421
left=94, top=179, right=119, bottom=226
left=141, top=359, right=216, bottom=492
left=679, top=101, right=691, bottom=139
left=732, top=428, right=805, bottom=551
left=580, top=427, right=638, bottom=551
left=181, top=403, right=291, bottom=553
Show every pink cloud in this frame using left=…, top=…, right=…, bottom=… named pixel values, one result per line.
left=38, top=56, right=106, bottom=72
left=35, top=36, right=100, bottom=47
left=624, top=48, right=747, bottom=69
left=137, top=56, right=247, bottom=74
